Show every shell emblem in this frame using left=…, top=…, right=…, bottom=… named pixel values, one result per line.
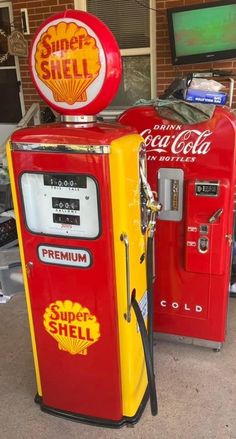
left=43, top=300, right=101, bottom=356
left=34, top=21, right=102, bottom=105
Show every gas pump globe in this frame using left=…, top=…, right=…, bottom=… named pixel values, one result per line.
left=7, top=10, right=159, bottom=428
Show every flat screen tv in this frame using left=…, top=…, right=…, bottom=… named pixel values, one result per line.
left=167, top=0, right=236, bottom=65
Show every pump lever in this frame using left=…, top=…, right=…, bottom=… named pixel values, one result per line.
left=209, top=208, right=223, bottom=224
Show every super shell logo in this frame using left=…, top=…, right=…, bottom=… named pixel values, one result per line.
left=35, top=21, right=101, bottom=105
left=43, top=300, right=101, bottom=356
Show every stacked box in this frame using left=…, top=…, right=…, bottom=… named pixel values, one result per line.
left=185, top=88, right=228, bottom=105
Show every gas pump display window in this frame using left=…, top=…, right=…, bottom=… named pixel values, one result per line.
left=44, top=174, right=87, bottom=189
left=52, top=198, right=80, bottom=211
left=21, top=173, right=100, bottom=238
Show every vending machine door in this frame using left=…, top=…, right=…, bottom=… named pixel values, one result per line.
left=185, top=179, right=230, bottom=275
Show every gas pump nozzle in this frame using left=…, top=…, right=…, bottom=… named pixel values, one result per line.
left=146, top=200, right=162, bottom=238
left=140, top=166, right=162, bottom=237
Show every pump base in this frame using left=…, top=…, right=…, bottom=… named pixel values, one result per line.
left=34, top=388, right=149, bottom=429
left=154, top=332, right=222, bottom=350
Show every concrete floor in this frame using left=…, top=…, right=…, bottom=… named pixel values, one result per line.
left=0, top=293, right=235, bottom=439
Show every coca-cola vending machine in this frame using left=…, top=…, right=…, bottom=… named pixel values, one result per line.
left=119, top=105, right=236, bottom=349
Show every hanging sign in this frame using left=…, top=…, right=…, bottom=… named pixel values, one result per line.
left=8, top=31, right=28, bottom=57
left=30, top=10, right=122, bottom=115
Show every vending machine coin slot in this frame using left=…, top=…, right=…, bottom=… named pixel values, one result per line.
left=199, top=224, right=209, bottom=234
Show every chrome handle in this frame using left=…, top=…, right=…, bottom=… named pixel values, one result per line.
left=26, top=261, right=34, bottom=277
left=120, top=233, right=131, bottom=323
left=209, top=208, right=223, bottom=224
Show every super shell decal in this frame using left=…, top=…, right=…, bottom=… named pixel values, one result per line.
left=43, top=300, right=101, bottom=356
left=35, top=21, right=102, bottom=106
left=30, top=10, right=122, bottom=115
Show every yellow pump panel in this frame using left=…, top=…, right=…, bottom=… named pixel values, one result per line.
left=109, top=134, right=148, bottom=417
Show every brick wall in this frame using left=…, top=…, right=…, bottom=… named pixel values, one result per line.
left=10, top=0, right=236, bottom=112
left=156, top=0, right=236, bottom=105
left=12, top=0, right=74, bottom=112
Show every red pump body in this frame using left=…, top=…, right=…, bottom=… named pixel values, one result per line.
left=119, top=105, right=236, bottom=347
left=10, top=124, right=126, bottom=421
left=8, top=122, right=150, bottom=426
left=7, top=9, right=156, bottom=428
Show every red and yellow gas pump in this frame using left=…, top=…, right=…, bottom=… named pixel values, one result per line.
left=6, top=10, right=160, bottom=427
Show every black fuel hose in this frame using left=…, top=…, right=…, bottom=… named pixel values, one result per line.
left=131, top=234, right=158, bottom=416
left=131, top=297, right=158, bottom=416
left=147, top=236, right=154, bottom=360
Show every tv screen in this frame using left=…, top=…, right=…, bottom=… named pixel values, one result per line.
left=167, top=1, right=236, bottom=65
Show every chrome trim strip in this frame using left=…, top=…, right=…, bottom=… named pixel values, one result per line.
left=61, top=115, right=97, bottom=123
left=11, top=142, right=111, bottom=154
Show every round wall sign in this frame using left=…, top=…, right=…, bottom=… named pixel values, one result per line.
left=30, top=10, right=122, bottom=115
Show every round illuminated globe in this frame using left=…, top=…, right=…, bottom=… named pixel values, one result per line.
left=30, top=10, right=122, bottom=115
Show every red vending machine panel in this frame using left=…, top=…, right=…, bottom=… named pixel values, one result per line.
left=119, top=105, right=236, bottom=347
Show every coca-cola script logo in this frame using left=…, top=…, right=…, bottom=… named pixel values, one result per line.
left=140, top=126, right=213, bottom=156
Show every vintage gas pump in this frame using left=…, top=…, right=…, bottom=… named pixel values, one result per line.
left=6, top=11, right=160, bottom=427
left=119, top=104, right=236, bottom=349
